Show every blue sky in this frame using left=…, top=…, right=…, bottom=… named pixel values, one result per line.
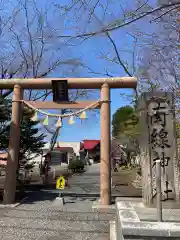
left=56, top=88, right=133, bottom=142
left=40, top=0, right=152, bottom=142
left=2, top=0, right=174, bottom=143
left=2, top=0, right=158, bottom=143
left=54, top=29, right=135, bottom=142
left=46, top=16, right=136, bottom=142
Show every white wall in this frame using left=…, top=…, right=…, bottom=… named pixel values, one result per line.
left=57, top=141, right=81, bottom=156
left=42, top=142, right=81, bottom=156
left=28, top=141, right=81, bottom=165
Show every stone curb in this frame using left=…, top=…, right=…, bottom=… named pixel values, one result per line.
left=110, top=221, right=118, bottom=240
left=41, top=190, right=142, bottom=198
left=92, top=203, right=116, bottom=209
left=122, top=221, right=180, bottom=237
left=92, top=199, right=116, bottom=209
left=116, top=200, right=180, bottom=238
left=0, top=196, right=28, bottom=208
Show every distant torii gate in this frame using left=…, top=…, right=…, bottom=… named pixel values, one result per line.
left=0, top=77, right=137, bottom=205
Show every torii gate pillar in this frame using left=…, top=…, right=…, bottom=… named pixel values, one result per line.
left=100, top=83, right=111, bottom=205
left=3, top=85, right=23, bottom=204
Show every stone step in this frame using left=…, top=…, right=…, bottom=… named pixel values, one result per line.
left=124, top=238, right=177, bottom=240
left=0, top=216, right=110, bottom=233
left=3, top=209, right=116, bottom=221
left=41, top=189, right=128, bottom=199
left=16, top=204, right=116, bottom=215
left=0, top=226, right=109, bottom=240
left=15, top=195, right=116, bottom=214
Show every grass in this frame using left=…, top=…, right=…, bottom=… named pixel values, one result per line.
left=112, top=167, right=138, bottom=186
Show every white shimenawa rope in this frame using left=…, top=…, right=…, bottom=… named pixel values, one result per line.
left=22, top=100, right=100, bottom=118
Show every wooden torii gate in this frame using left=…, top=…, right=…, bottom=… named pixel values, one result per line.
left=0, top=77, right=137, bottom=205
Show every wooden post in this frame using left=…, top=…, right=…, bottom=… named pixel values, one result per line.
left=156, top=160, right=162, bottom=221
left=100, top=83, right=111, bottom=205
left=3, top=85, right=23, bottom=204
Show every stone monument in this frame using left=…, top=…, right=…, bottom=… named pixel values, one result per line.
left=138, top=92, right=180, bottom=205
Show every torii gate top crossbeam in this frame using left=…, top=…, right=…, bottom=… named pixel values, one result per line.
left=0, top=77, right=137, bottom=89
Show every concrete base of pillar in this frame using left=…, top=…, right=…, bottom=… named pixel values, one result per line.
left=0, top=196, right=28, bottom=208
left=92, top=203, right=115, bottom=209
left=116, top=200, right=180, bottom=239
left=54, top=197, right=65, bottom=205
left=92, top=199, right=115, bottom=211
left=0, top=202, right=23, bottom=208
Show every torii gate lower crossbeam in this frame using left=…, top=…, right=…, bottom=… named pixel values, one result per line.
left=0, top=77, right=137, bottom=205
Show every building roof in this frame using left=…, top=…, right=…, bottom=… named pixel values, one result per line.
left=43, top=142, right=80, bottom=150
left=56, top=146, right=74, bottom=153
left=81, top=140, right=100, bottom=150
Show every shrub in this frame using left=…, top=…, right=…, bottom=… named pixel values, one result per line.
left=68, top=159, right=84, bottom=173
left=119, top=164, right=133, bottom=170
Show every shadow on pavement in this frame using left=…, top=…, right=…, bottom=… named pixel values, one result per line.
left=21, top=190, right=59, bottom=204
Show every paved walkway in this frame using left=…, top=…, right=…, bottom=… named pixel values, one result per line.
left=67, top=164, right=100, bottom=193
left=64, top=163, right=141, bottom=197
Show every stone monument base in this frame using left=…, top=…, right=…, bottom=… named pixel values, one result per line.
left=115, top=199, right=180, bottom=239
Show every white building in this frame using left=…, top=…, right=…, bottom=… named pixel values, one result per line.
left=56, top=142, right=80, bottom=156
left=30, top=141, right=81, bottom=165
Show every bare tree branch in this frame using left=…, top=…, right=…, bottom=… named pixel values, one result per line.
left=106, top=32, right=132, bottom=77
left=53, top=2, right=180, bottom=38
left=0, top=0, right=89, bottom=102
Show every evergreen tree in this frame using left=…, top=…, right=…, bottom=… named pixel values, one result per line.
left=19, top=117, right=46, bottom=166
left=112, top=106, right=139, bottom=138
left=112, top=105, right=140, bottom=161
left=0, top=99, right=46, bottom=168
left=0, top=97, right=11, bottom=135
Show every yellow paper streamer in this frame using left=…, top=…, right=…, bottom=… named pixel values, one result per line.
left=43, top=116, right=49, bottom=126
left=69, top=116, right=75, bottom=125
left=79, top=111, right=87, bottom=119
left=56, top=117, right=62, bottom=127
left=31, top=111, right=38, bottom=121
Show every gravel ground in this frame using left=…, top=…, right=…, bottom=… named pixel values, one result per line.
left=0, top=164, right=142, bottom=239
left=0, top=164, right=116, bottom=240
left=2, top=163, right=180, bottom=239
left=0, top=191, right=114, bottom=240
